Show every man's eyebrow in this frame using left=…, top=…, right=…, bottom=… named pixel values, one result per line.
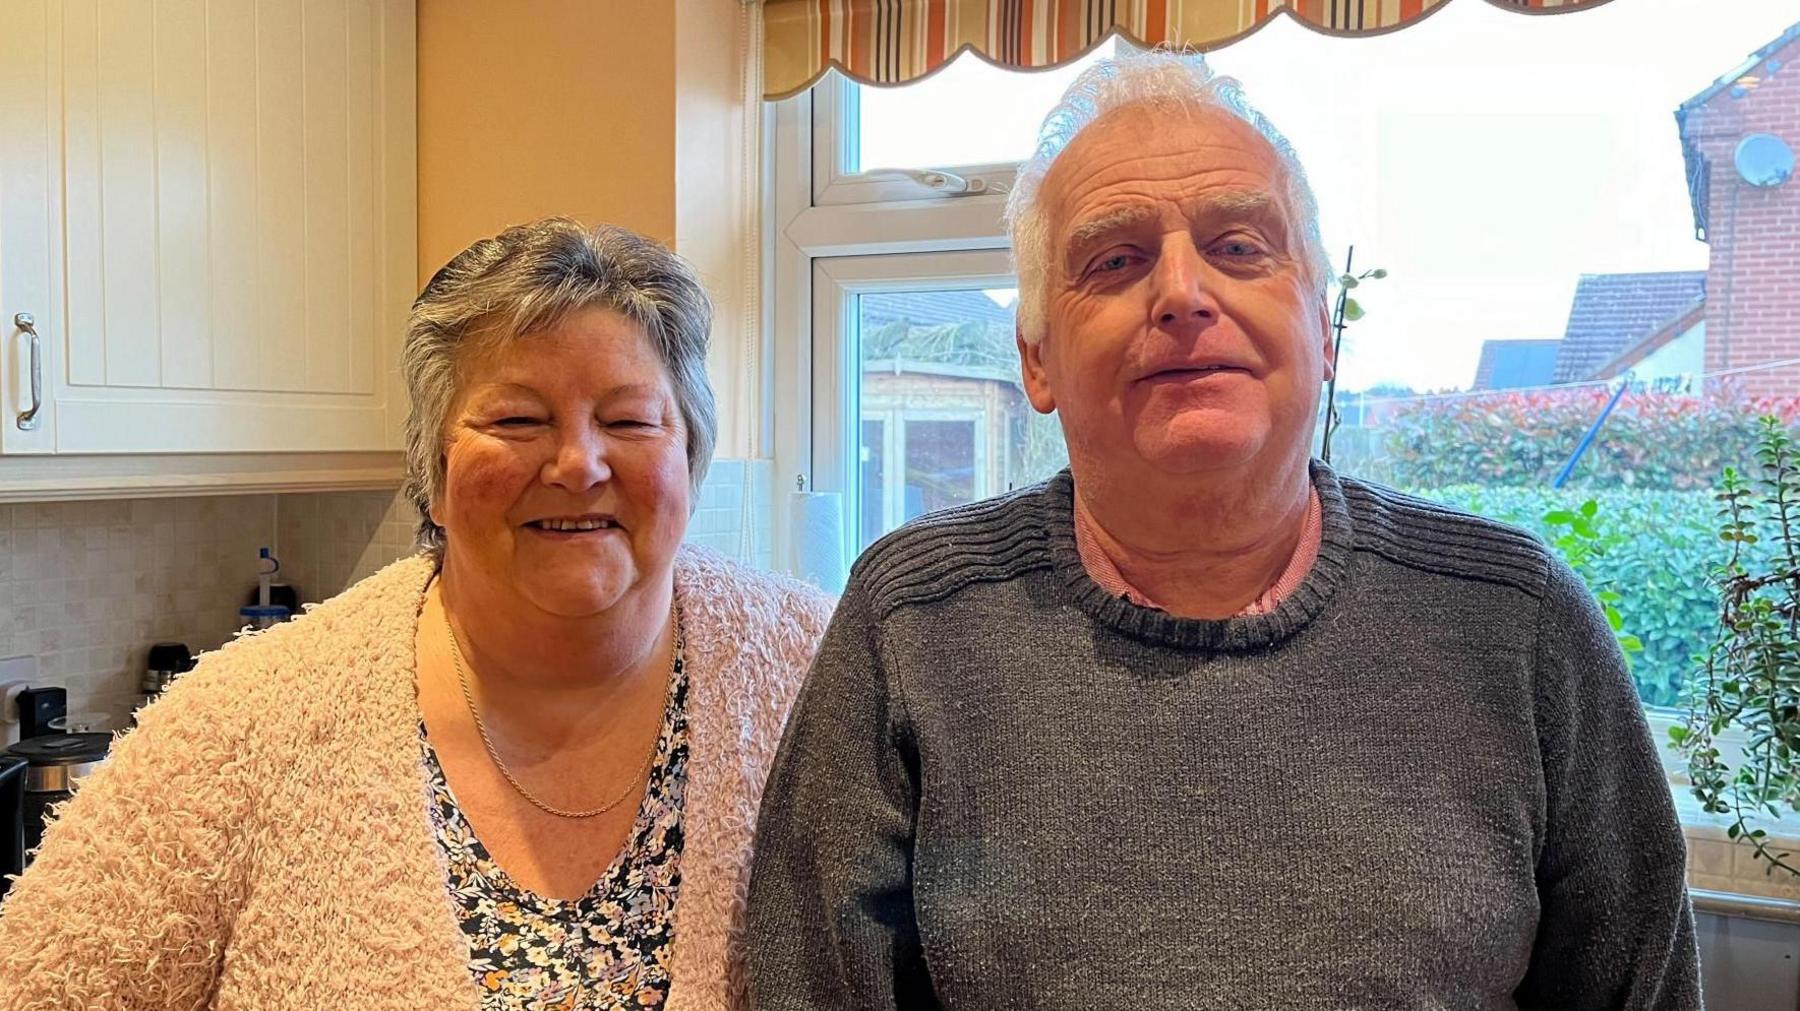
left=1063, top=206, right=1158, bottom=264
left=1189, top=190, right=1284, bottom=226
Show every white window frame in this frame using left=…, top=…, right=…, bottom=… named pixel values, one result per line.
left=768, top=82, right=1014, bottom=573
left=807, top=249, right=1015, bottom=565
left=810, top=74, right=1023, bottom=206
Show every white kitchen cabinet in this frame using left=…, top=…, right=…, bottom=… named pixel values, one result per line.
left=0, top=0, right=415, bottom=497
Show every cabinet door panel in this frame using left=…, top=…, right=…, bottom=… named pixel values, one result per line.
left=44, top=0, right=414, bottom=453
left=155, top=0, right=212, bottom=390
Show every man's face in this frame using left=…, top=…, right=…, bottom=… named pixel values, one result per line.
left=1020, top=103, right=1331, bottom=485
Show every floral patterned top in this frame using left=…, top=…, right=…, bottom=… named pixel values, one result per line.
left=420, top=650, right=689, bottom=1010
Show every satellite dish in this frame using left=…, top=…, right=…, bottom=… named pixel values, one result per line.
left=1735, top=133, right=1795, bottom=188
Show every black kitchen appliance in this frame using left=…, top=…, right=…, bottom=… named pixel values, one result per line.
left=0, top=754, right=25, bottom=899
left=15, top=686, right=66, bottom=741
left=3, top=733, right=111, bottom=860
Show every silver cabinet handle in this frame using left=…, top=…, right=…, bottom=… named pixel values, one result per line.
left=14, top=312, right=41, bottom=431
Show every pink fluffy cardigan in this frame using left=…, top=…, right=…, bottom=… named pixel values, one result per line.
left=0, top=546, right=832, bottom=1011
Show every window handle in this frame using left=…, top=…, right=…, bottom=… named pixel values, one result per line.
left=860, top=167, right=993, bottom=196
left=14, top=312, right=41, bottom=431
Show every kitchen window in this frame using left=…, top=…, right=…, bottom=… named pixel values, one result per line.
left=769, top=0, right=1800, bottom=732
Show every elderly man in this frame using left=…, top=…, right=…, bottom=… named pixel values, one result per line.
left=746, top=49, right=1698, bottom=1010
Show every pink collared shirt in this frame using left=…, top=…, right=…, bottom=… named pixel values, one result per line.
left=1073, top=487, right=1324, bottom=616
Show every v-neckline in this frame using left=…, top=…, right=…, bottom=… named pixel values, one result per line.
left=418, top=650, right=686, bottom=910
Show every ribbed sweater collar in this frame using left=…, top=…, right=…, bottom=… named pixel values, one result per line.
left=1036, top=460, right=1356, bottom=652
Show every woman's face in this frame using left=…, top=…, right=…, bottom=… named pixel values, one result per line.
left=431, top=307, right=692, bottom=618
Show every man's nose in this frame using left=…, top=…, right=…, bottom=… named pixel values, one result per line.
left=1149, top=238, right=1221, bottom=332
left=541, top=422, right=613, bottom=490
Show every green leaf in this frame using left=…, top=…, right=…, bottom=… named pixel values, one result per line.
left=1339, top=274, right=1360, bottom=289
left=1370, top=267, right=1388, bottom=279
left=1581, top=500, right=1599, bottom=519
left=1343, top=298, right=1364, bottom=322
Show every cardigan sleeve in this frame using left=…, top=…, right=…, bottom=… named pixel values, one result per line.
left=0, top=657, right=255, bottom=1009
left=1513, top=554, right=1702, bottom=1010
left=744, top=584, right=940, bottom=1011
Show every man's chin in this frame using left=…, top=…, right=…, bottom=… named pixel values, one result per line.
left=1128, top=424, right=1267, bottom=474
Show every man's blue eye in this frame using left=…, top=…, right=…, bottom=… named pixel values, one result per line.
left=1217, top=240, right=1264, bottom=257
left=1096, top=254, right=1133, bottom=272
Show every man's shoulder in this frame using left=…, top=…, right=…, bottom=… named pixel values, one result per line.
left=846, top=480, right=1057, bottom=616
left=1334, top=474, right=1556, bottom=599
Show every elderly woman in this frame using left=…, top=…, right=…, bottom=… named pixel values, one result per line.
left=0, top=219, right=831, bottom=1010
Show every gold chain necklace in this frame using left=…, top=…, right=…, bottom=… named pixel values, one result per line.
left=442, top=602, right=682, bottom=820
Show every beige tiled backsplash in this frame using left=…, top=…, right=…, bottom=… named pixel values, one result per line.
left=0, top=459, right=774, bottom=730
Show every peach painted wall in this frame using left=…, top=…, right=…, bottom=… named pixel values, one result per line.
left=416, top=1, right=679, bottom=282
left=416, top=0, right=761, bottom=456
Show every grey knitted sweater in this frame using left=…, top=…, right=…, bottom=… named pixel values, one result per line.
left=746, top=465, right=1700, bottom=1010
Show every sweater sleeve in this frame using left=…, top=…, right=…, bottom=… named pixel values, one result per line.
left=0, top=660, right=254, bottom=1009
left=1514, top=554, right=1702, bottom=1010
left=745, top=584, right=939, bottom=1010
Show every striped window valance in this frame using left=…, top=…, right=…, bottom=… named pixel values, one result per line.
left=762, top=0, right=1615, bottom=99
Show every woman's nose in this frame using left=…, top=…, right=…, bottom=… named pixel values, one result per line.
left=541, top=423, right=612, bottom=490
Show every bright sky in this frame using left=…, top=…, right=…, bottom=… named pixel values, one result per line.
left=855, top=0, right=1800, bottom=392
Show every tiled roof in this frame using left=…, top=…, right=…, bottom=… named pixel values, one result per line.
left=1679, top=18, right=1800, bottom=115
left=1676, top=20, right=1800, bottom=238
left=1550, top=271, right=1707, bottom=383
left=860, top=289, right=1015, bottom=331
left=1472, top=339, right=1561, bottom=391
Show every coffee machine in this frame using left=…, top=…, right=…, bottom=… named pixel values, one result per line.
left=1, top=683, right=112, bottom=874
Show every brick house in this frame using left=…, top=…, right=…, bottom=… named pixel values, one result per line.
left=1677, top=20, right=1800, bottom=398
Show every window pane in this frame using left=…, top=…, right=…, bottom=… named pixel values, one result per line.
left=852, top=41, right=1117, bottom=172
left=856, top=287, right=1067, bottom=547
left=904, top=420, right=976, bottom=519
left=859, top=418, right=886, bottom=547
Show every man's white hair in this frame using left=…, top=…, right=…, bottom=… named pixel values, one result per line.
left=1005, top=47, right=1332, bottom=344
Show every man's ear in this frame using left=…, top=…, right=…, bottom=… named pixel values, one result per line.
left=1317, top=298, right=1335, bottom=383
left=1018, top=327, right=1057, bottom=414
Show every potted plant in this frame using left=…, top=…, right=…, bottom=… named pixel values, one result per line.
left=1672, top=415, right=1800, bottom=876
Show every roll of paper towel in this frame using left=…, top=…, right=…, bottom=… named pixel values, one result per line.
left=790, top=490, right=847, bottom=593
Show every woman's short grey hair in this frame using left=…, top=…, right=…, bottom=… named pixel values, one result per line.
left=402, top=218, right=718, bottom=553
left=1005, top=47, right=1331, bottom=344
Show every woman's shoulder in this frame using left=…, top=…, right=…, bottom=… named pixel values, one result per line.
left=676, top=544, right=834, bottom=629
left=674, top=545, right=835, bottom=678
